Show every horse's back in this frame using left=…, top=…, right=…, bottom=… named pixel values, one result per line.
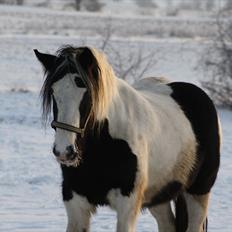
left=133, top=77, right=171, bottom=95
left=168, top=82, right=221, bottom=194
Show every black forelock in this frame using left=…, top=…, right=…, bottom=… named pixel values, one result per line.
left=40, top=45, right=100, bottom=124
left=40, top=45, right=82, bottom=122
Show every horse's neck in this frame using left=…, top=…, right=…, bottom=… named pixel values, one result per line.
left=107, top=78, right=149, bottom=138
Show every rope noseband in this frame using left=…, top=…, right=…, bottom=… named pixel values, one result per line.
left=51, top=110, right=92, bottom=138
left=51, top=121, right=85, bottom=137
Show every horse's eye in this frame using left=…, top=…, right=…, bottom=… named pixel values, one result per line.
left=74, top=76, right=85, bottom=88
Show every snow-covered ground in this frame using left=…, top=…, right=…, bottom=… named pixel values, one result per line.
left=0, top=4, right=232, bottom=232
left=0, top=90, right=231, bottom=232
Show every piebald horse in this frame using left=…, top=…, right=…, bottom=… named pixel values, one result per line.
left=34, top=46, right=220, bottom=232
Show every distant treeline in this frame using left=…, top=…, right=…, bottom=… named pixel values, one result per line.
left=0, top=0, right=231, bottom=12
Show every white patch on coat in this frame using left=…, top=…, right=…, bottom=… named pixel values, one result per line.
left=52, top=74, right=86, bottom=156
left=64, top=192, right=95, bottom=232
left=107, top=189, right=140, bottom=232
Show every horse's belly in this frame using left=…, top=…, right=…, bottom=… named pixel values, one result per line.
left=143, top=134, right=197, bottom=205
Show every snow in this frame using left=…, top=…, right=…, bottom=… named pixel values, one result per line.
left=0, top=4, right=232, bottom=232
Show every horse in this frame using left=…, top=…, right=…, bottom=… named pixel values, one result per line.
left=34, top=46, right=221, bottom=232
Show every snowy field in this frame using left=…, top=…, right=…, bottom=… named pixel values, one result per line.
left=0, top=4, right=222, bottom=39
left=0, top=4, right=232, bottom=232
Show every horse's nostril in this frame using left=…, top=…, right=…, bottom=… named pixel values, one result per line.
left=66, top=145, right=75, bottom=154
left=66, top=145, right=77, bottom=160
left=53, top=146, right=60, bottom=157
left=67, top=145, right=74, bottom=153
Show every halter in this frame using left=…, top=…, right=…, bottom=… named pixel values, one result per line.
left=51, top=109, right=92, bottom=138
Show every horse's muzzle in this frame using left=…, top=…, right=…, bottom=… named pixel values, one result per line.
left=53, top=145, right=81, bottom=167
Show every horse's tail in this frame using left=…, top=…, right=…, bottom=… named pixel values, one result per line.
left=175, top=193, right=188, bottom=232
left=203, top=217, right=208, bottom=232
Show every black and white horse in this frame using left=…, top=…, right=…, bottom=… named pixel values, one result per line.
left=34, top=46, right=221, bottom=232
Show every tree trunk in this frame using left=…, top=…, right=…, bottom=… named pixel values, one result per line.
left=75, top=0, right=81, bottom=10
left=16, top=0, right=23, bottom=5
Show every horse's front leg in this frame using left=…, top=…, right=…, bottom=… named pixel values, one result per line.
left=108, top=189, right=143, bottom=232
left=64, top=192, right=95, bottom=232
left=116, top=196, right=140, bottom=232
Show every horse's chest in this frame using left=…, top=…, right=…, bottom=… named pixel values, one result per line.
left=61, top=138, right=138, bottom=206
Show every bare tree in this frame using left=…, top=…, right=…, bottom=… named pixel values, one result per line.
left=83, top=0, right=103, bottom=12
left=0, top=0, right=23, bottom=5
left=178, top=0, right=215, bottom=11
left=75, top=0, right=81, bottom=10
left=205, top=0, right=215, bottom=11
left=226, top=0, right=232, bottom=9
left=74, top=0, right=103, bottom=12
left=95, top=20, right=158, bottom=82
left=135, top=0, right=157, bottom=8
left=16, top=0, right=23, bottom=5
left=201, top=10, right=232, bottom=108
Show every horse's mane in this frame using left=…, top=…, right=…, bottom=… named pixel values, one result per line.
left=40, top=45, right=117, bottom=124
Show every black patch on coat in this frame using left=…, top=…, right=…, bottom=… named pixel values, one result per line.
left=168, top=82, right=220, bottom=195
left=61, top=93, right=138, bottom=205
left=61, top=120, right=138, bottom=204
left=144, top=181, right=183, bottom=207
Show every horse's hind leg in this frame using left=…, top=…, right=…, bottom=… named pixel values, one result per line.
left=149, top=202, right=175, bottom=232
left=184, top=192, right=210, bottom=232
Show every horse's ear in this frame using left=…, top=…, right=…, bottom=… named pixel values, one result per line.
left=34, top=49, right=56, bottom=72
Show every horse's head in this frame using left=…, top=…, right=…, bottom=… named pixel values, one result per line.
left=34, top=46, right=103, bottom=166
